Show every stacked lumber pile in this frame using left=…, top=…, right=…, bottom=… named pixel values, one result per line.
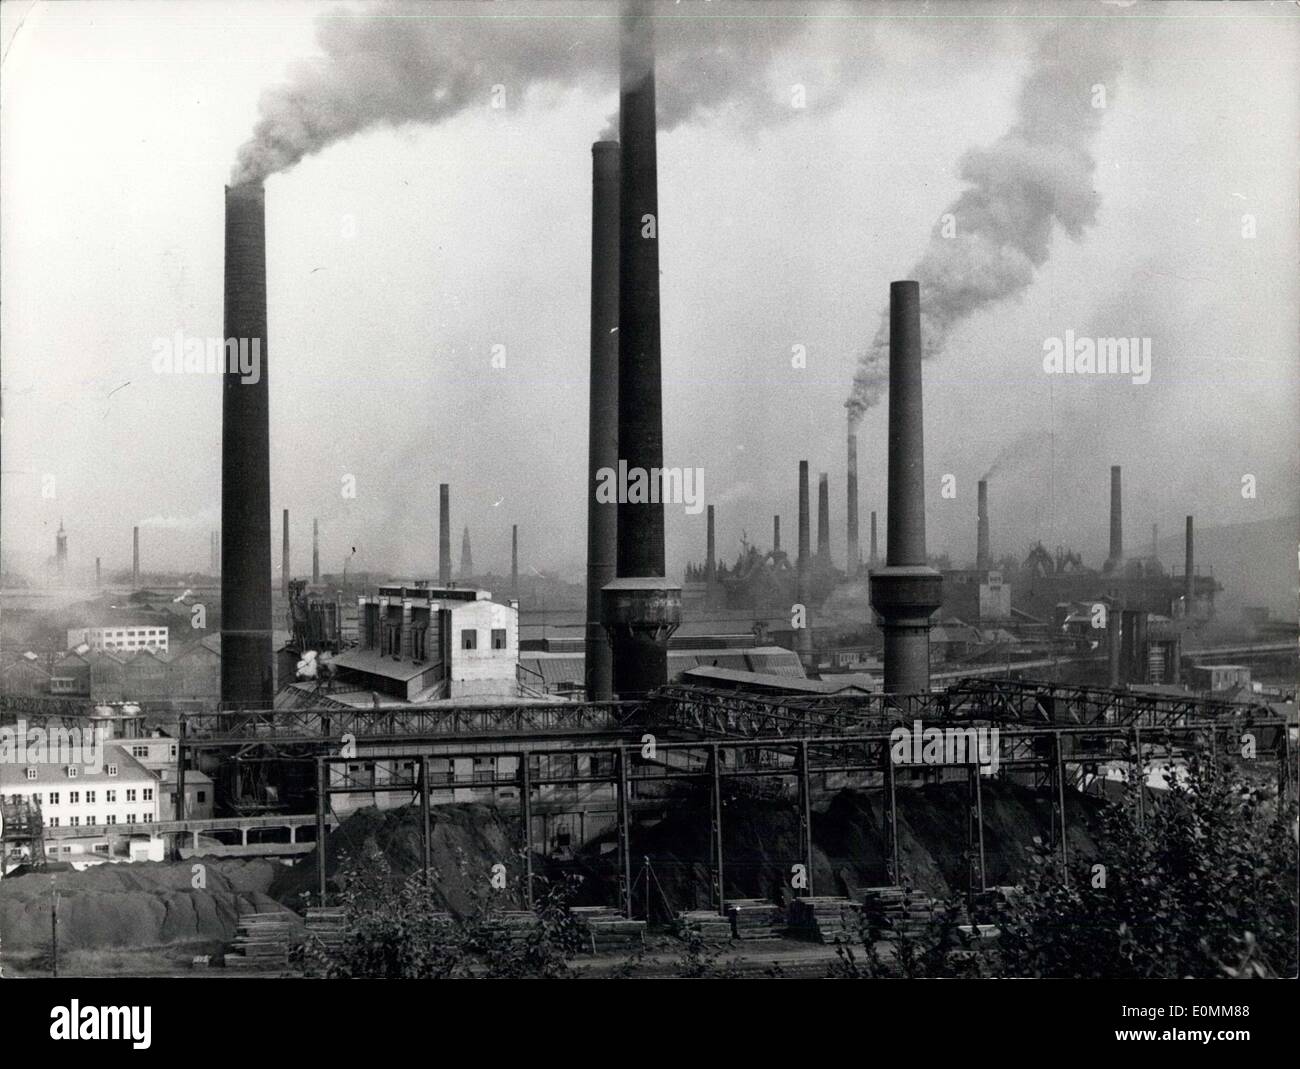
left=304, top=906, right=346, bottom=952
left=482, top=911, right=540, bottom=940
left=569, top=906, right=645, bottom=954
left=726, top=899, right=785, bottom=940
left=787, top=897, right=860, bottom=944
left=224, top=911, right=299, bottom=971
left=859, top=887, right=938, bottom=940
left=676, top=910, right=734, bottom=941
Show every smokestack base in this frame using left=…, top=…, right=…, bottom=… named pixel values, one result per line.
left=601, top=577, right=681, bottom=697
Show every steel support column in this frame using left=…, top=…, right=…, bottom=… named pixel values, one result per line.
left=798, top=740, right=814, bottom=898
left=175, top=721, right=187, bottom=823
left=1133, top=726, right=1145, bottom=826
left=616, top=749, right=632, bottom=918
left=883, top=746, right=899, bottom=885
left=315, top=757, right=327, bottom=905
left=1054, top=731, right=1070, bottom=883
left=710, top=743, right=725, bottom=916
left=967, top=763, right=986, bottom=908
left=519, top=752, right=533, bottom=909
left=419, top=756, right=432, bottom=885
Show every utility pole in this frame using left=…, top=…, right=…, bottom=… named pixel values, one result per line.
left=50, top=878, right=59, bottom=978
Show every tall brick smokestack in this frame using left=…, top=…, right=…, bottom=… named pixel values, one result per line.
left=132, top=526, right=139, bottom=587
left=512, top=524, right=519, bottom=599
left=773, top=515, right=781, bottom=554
left=281, top=509, right=290, bottom=595
left=976, top=478, right=990, bottom=570
left=460, top=525, right=473, bottom=579
left=312, top=518, right=320, bottom=584
left=869, top=281, right=942, bottom=693
left=1184, top=514, right=1194, bottom=616
left=438, top=483, right=451, bottom=584
left=797, top=460, right=813, bottom=670
left=221, top=182, right=273, bottom=706
left=817, top=473, right=831, bottom=565
left=586, top=140, right=619, bottom=701
left=870, top=510, right=878, bottom=567
left=602, top=6, right=681, bottom=696
left=705, top=505, right=717, bottom=604
left=847, top=431, right=860, bottom=575
left=1106, top=464, right=1123, bottom=571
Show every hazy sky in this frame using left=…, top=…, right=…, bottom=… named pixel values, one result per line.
left=2, top=0, right=1297, bottom=586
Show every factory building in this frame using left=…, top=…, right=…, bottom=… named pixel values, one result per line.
left=67, top=625, right=170, bottom=656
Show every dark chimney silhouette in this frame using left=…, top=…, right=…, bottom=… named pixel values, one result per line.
left=976, top=478, right=990, bottom=570
left=797, top=460, right=813, bottom=670
left=847, top=431, right=860, bottom=574
left=438, top=483, right=451, bottom=584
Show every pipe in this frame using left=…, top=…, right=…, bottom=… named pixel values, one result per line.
left=281, top=508, right=290, bottom=595
left=976, top=479, right=990, bottom=571
left=797, top=460, right=813, bottom=670
left=220, top=182, right=273, bottom=705
left=438, top=483, right=451, bottom=584
left=586, top=140, right=619, bottom=700
left=312, top=518, right=320, bottom=584
left=603, top=5, right=681, bottom=697
left=847, top=431, right=860, bottom=575
left=1107, top=465, right=1123, bottom=570
left=868, top=281, right=942, bottom=693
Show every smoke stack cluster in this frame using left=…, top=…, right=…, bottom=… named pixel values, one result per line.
left=976, top=478, right=990, bottom=571
left=586, top=140, right=619, bottom=701
left=1106, top=464, right=1123, bottom=571
left=221, top=182, right=273, bottom=706
left=868, top=281, right=942, bottom=693
left=438, top=483, right=451, bottom=584
left=600, top=7, right=681, bottom=697
left=846, top=431, right=860, bottom=575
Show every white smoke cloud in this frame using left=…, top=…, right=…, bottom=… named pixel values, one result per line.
left=845, top=23, right=1121, bottom=427
left=232, top=0, right=865, bottom=187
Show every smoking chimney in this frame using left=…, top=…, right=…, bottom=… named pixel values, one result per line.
left=132, top=526, right=139, bottom=587
left=976, top=478, right=990, bottom=571
left=312, top=518, right=320, bottom=584
left=221, top=182, right=273, bottom=706
left=870, top=510, right=878, bottom=567
left=438, top=483, right=451, bottom=584
left=868, top=281, right=942, bottom=693
left=817, top=472, right=831, bottom=565
left=601, top=5, right=681, bottom=696
left=847, top=431, right=860, bottom=575
left=797, top=460, right=813, bottom=670
left=1184, top=515, right=1194, bottom=616
left=512, top=524, right=519, bottom=600
left=773, top=515, right=781, bottom=554
left=586, top=140, right=619, bottom=701
left=460, top=525, right=473, bottom=579
left=1106, top=465, right=1123, bottom=571
left=281, top=508, right=290, bottom=595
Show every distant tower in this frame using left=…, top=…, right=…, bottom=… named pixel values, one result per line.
left=281, top=508, right=290, bottom=595
left=817, top=473, right=831, bottom=565
left=95, top=556, right=102, bottom=587
left=132, top=526, right=140, bottom=588
left=312, top=518, right=320, bottom=584
left=460, top=526, right=473, bottom=579
left=55, top=520, right=68, bottom=581
left=511, top=524, right=519, bottom=599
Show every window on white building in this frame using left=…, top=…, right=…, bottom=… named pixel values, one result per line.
left=49, top=817, right=59, bottom=827
left=106, top=790, right=116, bottom=803
left=25, top=767, right=37, bottom=781
left=127, top=814, right=137, bottom=824
left=461, top=629, right=477, bottom=650
left=69, top=791, right=79, bottom=804
left=49, top=792, right=59, bottom=805
left=106, top=815, right=117, bottom=825
left=491, top=628, right=507, bottom=650
left=85, top=790, right=95, bottom=804
left=70, top=816, right=80, bottom=827
left=143, top=788, right=153, bottom=801
left=107, top=765, right=118, bottom=776
left=126, top=789, right=137, bottom=802
left=67, top=766, right=78, bottom=779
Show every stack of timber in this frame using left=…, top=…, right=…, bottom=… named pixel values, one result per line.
left=676, top=910, right=734, bottom=941
left=570, top=906, right=645, bottom=954
left=859, top=886, right=938, bottom=940
left=224, top=911, right=298, bottom=970
left=787, top=896, right=860, bottom=943
left=304, top=907, right=346, bottom=952
left=482, top=911, right=540, bottom=940
left=726, top=899, right=785, bottom=940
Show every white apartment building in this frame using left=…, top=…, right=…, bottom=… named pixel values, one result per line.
left=67, top=625, right=169, bottom=655
left=0, top=743, right=162, bottom=866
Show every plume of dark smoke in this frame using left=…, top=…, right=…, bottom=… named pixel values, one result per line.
left=232, top=0, right=858, bottom=187
left=980, top=428, right=1056, bottom=482
left=845, top=24, right=1121, bottom=428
